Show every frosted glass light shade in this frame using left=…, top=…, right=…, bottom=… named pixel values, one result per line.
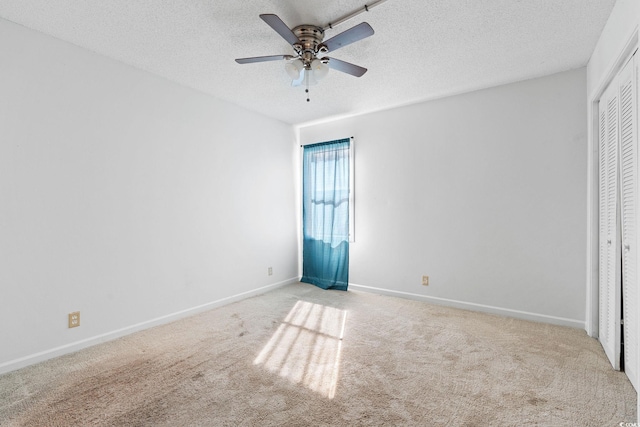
left=311, top=59, right=329, bottom=80
left=285, top=60, right=304, bottom=79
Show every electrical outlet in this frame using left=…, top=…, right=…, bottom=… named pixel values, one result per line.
left=68, top=312, right=80, bottom=328
left=268, top=267, right=273, bottom=276
left=422, top=275, right=429, bottom=286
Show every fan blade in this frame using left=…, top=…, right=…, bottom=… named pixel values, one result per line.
left=260, top=14, right=300, bottom=45
left=235, top=55, right=290, bottom=64
left=323, top=22, right=374, bottom=53
left=326, top=57, right=367, bottom=77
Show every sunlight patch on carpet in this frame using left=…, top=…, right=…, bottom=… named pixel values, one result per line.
left=254, top=300, right=347, bottom=399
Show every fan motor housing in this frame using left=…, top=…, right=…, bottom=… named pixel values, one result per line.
left=292, top=25, right=325, bottom=53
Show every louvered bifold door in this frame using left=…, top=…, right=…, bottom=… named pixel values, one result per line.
left=619, top=53, right=638, bottom=390
left=598, top=99, right=611, bottom=360
left=599, top=78, right=622, bottom=370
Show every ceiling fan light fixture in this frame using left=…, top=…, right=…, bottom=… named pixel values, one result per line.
left=285, top=59, right=304, bottom=79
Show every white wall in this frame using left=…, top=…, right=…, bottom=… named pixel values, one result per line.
left=300, top=68, right=587, bottom=327
left=0, top=18, right=298, bottom=372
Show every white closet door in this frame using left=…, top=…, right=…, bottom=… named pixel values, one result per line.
left=598, top=99, right=610, bottom=355
left=598, top=96, right=611, bottom=357
left=619, top=53, right=638, bottom=390
left=599, top=78, right=622, bottom=370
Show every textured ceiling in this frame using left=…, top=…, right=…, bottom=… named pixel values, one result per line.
left=0, top=0, right=617, bottom=125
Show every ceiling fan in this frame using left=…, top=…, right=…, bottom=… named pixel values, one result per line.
left=235, top=14, right=374, bottom=100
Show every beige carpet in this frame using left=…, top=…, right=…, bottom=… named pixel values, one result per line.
left=0, top=282, right=636, bottom=426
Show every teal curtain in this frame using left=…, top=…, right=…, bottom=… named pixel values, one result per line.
left=302, top=139, right=350, bottom=291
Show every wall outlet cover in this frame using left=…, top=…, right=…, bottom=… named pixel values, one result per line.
left=68, top=312, right=80, bottom=328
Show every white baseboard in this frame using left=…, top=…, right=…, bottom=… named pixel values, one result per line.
left=348, top=283, right=585, bottom=329
left=0, top=277, right=298, bottom=376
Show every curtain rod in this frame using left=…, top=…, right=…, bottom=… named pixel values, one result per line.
left=323, top=0, right=389, bottom=31
left=300, top=136, right=353, bottom=147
